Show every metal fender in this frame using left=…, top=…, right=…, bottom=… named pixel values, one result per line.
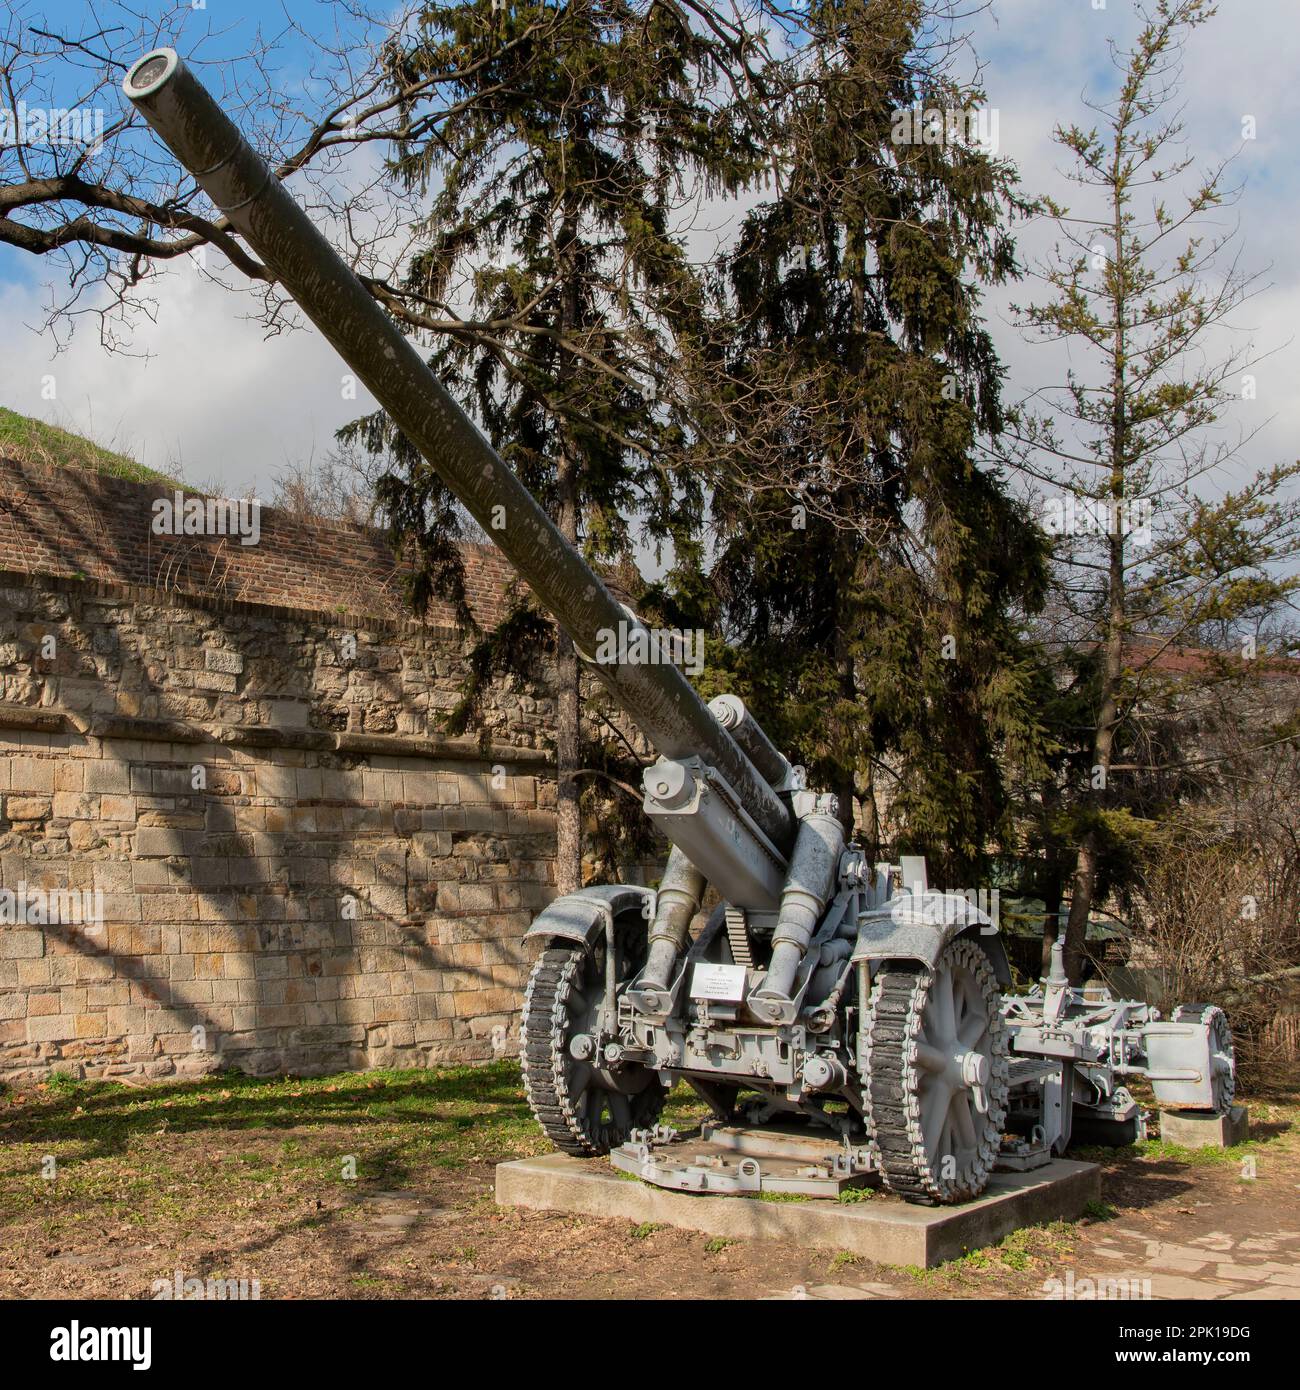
left=851, top=892, right=1011, bottom=988
left=523, top=884, right=655, bottom=952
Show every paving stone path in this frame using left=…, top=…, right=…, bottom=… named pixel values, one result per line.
left=763, top=1225, right=1300, bottom=1300
left=1080, top=1225, right=1300, bottom=1299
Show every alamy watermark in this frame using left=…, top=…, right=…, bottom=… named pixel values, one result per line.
left=49, top=1322, right=151, bottom=1370
left=1042, top=1270, right=1151, bottom=1300
left=591, top=620, right=704, bottom=677
left=891, top=106, right=1000, bottom=155
left=151, top=1269, right=261, bottom=1300
left=0, top=103, right=105, bottom=151
left=893, top=884, right=1000, bottom=930
left=151, top=491, right=261, bottom=546
left=1042, top=496, right=1152, bottom=547
left=0, top=884, right=104, bottom=925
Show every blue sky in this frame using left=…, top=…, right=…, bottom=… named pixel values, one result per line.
left=970, top=0, right=1300, bottom=510
left=0, top=0, right=375, bottom=287
left=1, top=0, right=1296, bottom=507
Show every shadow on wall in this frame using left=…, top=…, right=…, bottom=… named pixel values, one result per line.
left=1, top=572, right=560, bottom=1086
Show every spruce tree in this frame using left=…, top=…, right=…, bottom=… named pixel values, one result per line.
left=344, top=0, right=755, bottom=890
left=673, top=0, right=1051, bottom=885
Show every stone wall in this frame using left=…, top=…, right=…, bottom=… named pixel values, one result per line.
left=0, top=456, right=570, bottom=1085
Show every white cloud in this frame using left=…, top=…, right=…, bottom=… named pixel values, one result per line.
left=0, top=0, right=1294, bottom=504
left=0, top=257, right=379, bottom=495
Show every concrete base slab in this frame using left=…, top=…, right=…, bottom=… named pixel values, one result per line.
left=1159, top=1105, right=1248, bottom=1149
left=496, top=1154, right=1101, bottom=1268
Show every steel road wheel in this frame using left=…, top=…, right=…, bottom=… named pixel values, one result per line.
left=1173, top=1003, right=1236, bottom=1111
left=521, top=919, right=665, bottom=1156
left=865, top=937, right=1009, bottom=1204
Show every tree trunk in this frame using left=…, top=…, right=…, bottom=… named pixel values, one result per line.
left=834, top=582, right=857, bottom=837
left=858, top=765, right=880, bottom=860
left=553, top=209, right=583, bottom=896
left=1062, top=139, right=1129, bottom=984
left=1037, top=774, right=1064, bottom=974
left=1062, top=600, right=1123, bottom=982
left=553, top=451, right=582, bottom=895
left=1040, top=865, right=1063, bottom=976
left=1061, top=488, right=1126, bottom=981
left=835, top=686, right=856, bottom=836
left=554, top=635, right=582, bottom=893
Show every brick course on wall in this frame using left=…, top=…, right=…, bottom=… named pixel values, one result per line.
left=0, top=454, right=521, bottom=627
left=0, top=456, right=571, bottom=1085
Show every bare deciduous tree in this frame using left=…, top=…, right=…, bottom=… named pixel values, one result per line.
left=997, top=0, right=1300, bottom=981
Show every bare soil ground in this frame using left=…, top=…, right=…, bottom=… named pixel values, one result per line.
left=1, top=1062, right=1296, bottom=1301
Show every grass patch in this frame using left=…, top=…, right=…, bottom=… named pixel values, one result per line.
left=828, top=1250, right=859, bottom=1273
left=1071, top=1136, right=1269, bottom=1168
left=1139, top=1137, right=1259, bottom=1166
left=704, top=1237, right=735, bottom=1254
left=1083, top=1199, right=1118, bottom=1222
left=630, top=1222, right=664, bottom=1239
left=0, top=1061, right=583, bottom=1228
left=897, top=1219, right=1079, bottom=1283
left=43, top=1072, right=85, bottom=1097
left=660, top=1091, right=709, bottom=1130
left=0, top=1056, right=734, bottom=1256
left=1071, top=1116, right=1287, bottom=1169
left=0, top=407, right=172, bottom=483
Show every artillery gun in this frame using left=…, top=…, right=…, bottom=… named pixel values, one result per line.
left=124, top=49, right=1236, bottom=1205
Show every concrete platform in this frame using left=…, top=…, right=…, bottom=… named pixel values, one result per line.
left=1159, top=1105, right=1249, bottom=1149
left=496, top=1154, right=1101, bottom=1268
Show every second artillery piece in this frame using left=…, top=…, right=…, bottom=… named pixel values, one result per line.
left=124, top=48, right=1236, bottom=1205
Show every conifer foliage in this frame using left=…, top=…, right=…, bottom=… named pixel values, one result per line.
left=679, top=0, right=1051, bottom=882
left=344, top=0, right=755, bottom=889
left=355, top=1, right=1055, bottom=889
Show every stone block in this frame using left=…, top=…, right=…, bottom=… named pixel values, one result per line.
left=256, top=765, right=298, bottom=800
left=54, top=761, right=86, bottom=792
left=204, top=648, right=244, bottom=675
left=27, top=1014, right=77, bottom=1042
left=496, top=1156, right=1101, bottom=1269
left=85, top=761, right=131, bottom=794
left=0, top=930, right=44, bottom=960
left=136, top=826, right=186, bottom=857
left=9, top=757, right=55, bottom=793
left=1159, top=1105, right=1249, bottom=1149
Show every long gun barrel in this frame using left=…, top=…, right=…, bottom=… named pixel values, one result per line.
left=122, top=48, right=794, bottom=857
